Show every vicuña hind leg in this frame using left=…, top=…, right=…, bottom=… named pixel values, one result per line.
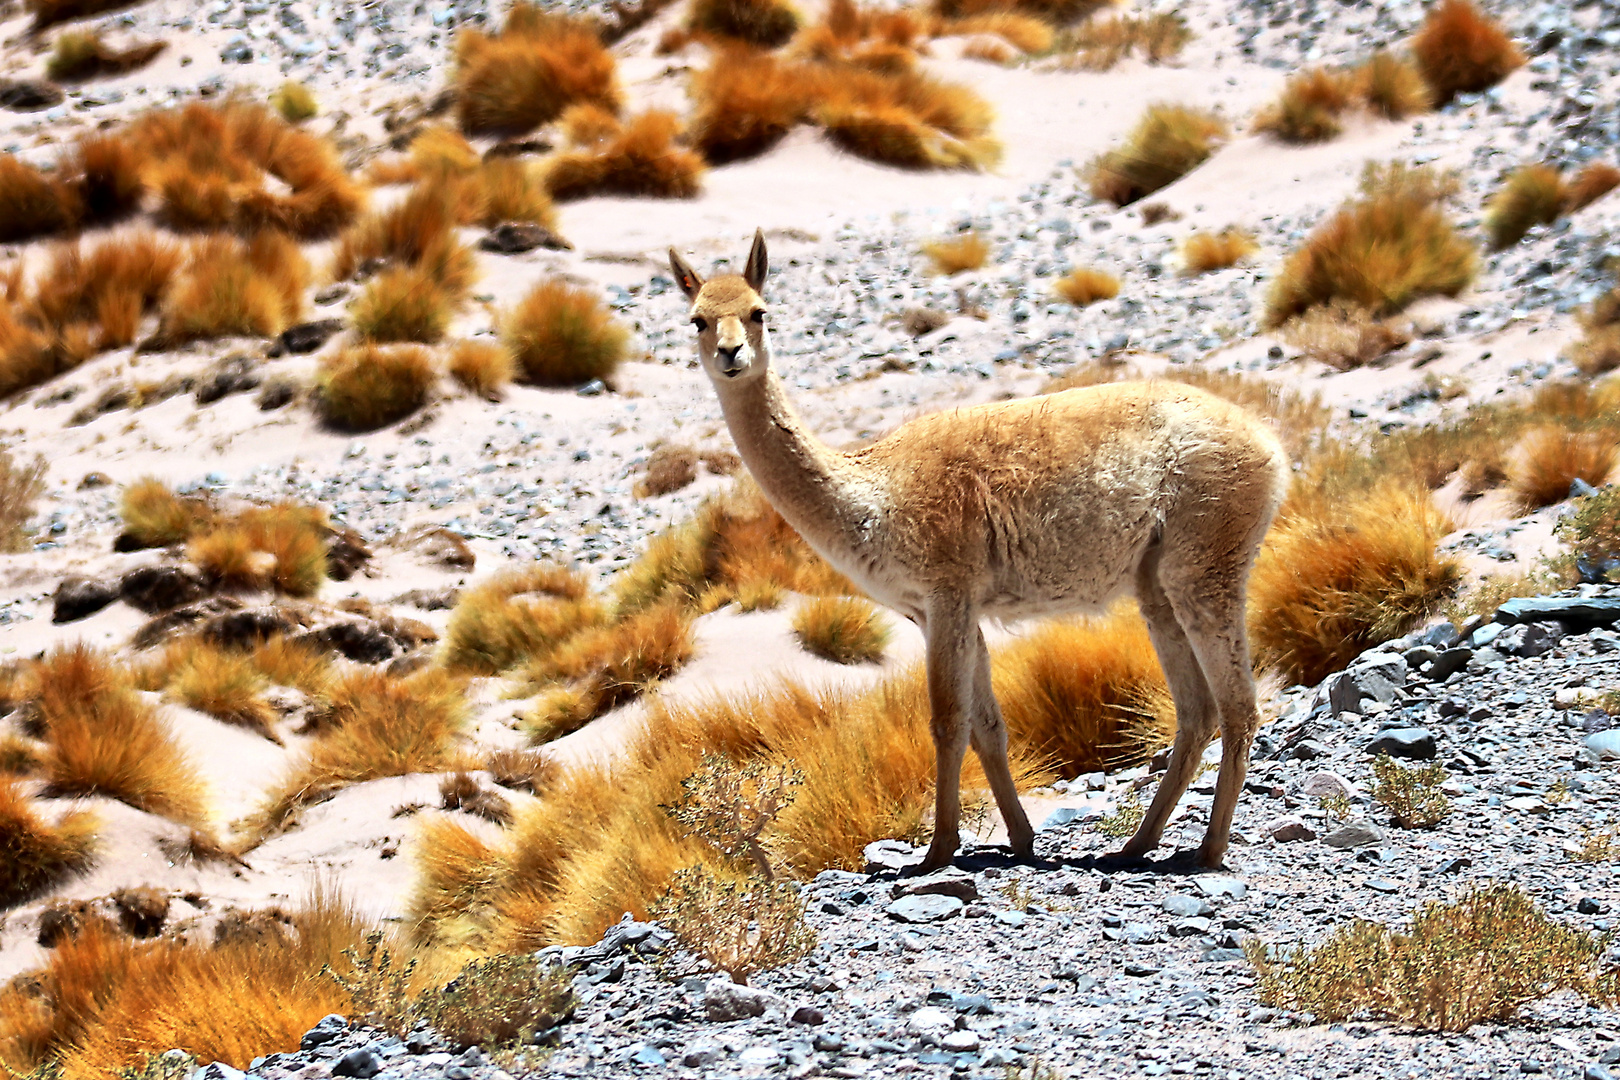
left=1184, top=618, right=1261, bottom=869
left=966, top=626, right=1035, bottom=861
left=918, top=592, right=975, bottom=873
left=1115, top=562, right=1219, bottom=861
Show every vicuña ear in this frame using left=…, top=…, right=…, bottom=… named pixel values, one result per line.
left=744, top=228, right=768, bottom=294
left=669, top=248, right=704, bottom=301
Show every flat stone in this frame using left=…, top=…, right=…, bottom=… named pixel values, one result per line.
left=863, top=838, right=923, bottom=873
left=887, top=894, right=964, bottom=923
left=703, top=977, right=787, bottom=1022
left=1162, top=894, right=1214, bottom=918
left=1301, top=770, right=1356, bottom=800
left=1496, top=596, right=1620, bottom=627
left=1327, top=657, right=1406, bottom=715
left=1169, top=916, right=1213, bottom=937
left=994, top=909, right=1027, bottom=928
left=1267, top=816, right=1316, bottom=843
left=52, top=576, right=119, bottom=623
left=906, top=1006, right=955, bottom=1036
left=1365, top=727, right=1437, bottom=760
left=1495, top=621, right=1565, bottom=658
left=790, top=1005, right=825, bottom=1025
left=480, top=221, right=572, bottom=253
left=626, top=1044, right=665, bottom=1067
left=941, top=1029, right=981, bottom=1052
left=1040, top=805, right=1092, bottom=830
left=280, top=318, right=345, bottom=354
left=1322, top=822, right=1385, bottom=849
left=1194, top=876, right=1247, bottom=900
left=300, top=1015, right=348, bottom=1051
left=332, top=1047, right=382, bottom=1078
left=736, top=1046, right=780, bottom=1068
left=1428, top=646, right=1473, bottom=680
left=682, top=1046, right=722, bottom=1067
left=120, top=564, right=209, bottom=613
left=0, top=80, right=64, bottom=110
left=891, top=867, right=978, bottom=902
left=1587, top=730, right=1620, bottom=760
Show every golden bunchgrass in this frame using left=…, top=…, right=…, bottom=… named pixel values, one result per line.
left=27, top=644, right=209, bottom=827
left=250, top=635, right=334, bottom=697
left=447, top=339, right=515, bottom=399
left=119, top=477, right=212, bottom=549
left=185, top=502, right=328, bottom=597
left=165, top=642, right=280, bottom=743
left=1264, top=162, right=1476, bottom=328
left=544, top=110, right=706, bottom=201
left=502, top=279, right=629, bottom=387
left=1573, top=290, right=1620, bottom=376
left=314, top=344, right=438, bottom=431
left=1280, top=301, right=1413, bottom=371
left=351, top=265, right=453, bottom=344
left=442, top=565, right=606, bottom=676
left=330, top=184, right=478, bottom=299
left=248, top=668, right=469, bottom=841
left=1053, top=267, right=1120, bottom=306
left=188, top=527, right=273, bottom=593
left=157, top=232, right=309, bottom=345
left=938, top=12, right=1053, bottom=54
left=0, top=154, right=80, bottom=244
left=1564, top=162, right=1620, bottom=213
left=1087, top=103, right=1226, bottom=206
left=0, top=777, right=98, bottom=906
left=1355, top=50, right=1433, bottom=119
left=1254, top=67, right=1357, bottom=144
left=454, top=5, right=621, bottom=135
left=46, top=31, right=165, bottom=81
left=1248, top=484, right=1463, bottom=685
left=31, top=231, right=185, bottom=351
left=921, top=232, right=989, bottom=274
left=1409, top=0, right=1524, bottom=105
left=1485, top=163, right=1565, bottom=250
left=1056, top=12, right=1189, bottom=70
left=1181, top=229, right=1258, bottom=275
left=792, top=596, right=891, bottom=664
left=690, top=0, right=800, bottom=47
left=1508, top=427, right=1618, bottom=511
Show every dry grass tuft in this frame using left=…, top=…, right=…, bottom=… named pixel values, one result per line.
left=455, top=6, right=621, bottom=135
left=1053, top=267, right=1120, bottom=306
left=442, top=565, right=605, bottom=676
left=0, top=154, right=80, bottom=244
left=486, top=747, right=558, bottom=794
left=119, top=477, right=212, bottom=549
left=166, top=642, right=280, bottom=743
left=1409, top=0, right=1524, bottom=105
left=438, top=772, right=512, bottom=826
left=1056, top=12, right=1190, bottom=71
left=921, top=232, right=988, bottom=274
left=156, top=232, right=309, bottom=345
left=791, top=596, right=890, bottom=664
left=351, top=265, right=452, bottom=344
left=544, top=110, right=705, bottom=201
left=31, top=231, right=185, bottom=352
left=1087, top=104, right=1226, bottom=207
left=26, top=643, right=209, bottom=826
left=1181, top=229, right=1258, bottom=275
left=1563, top=162, right=1620, bottom=213
left=1246, top=883, right=1618, bottom=1030
left=0, top=448, right=44, bottom=552
left=690, top=0, right=800, bottom=47
left=314, top=344, right=438, bottom=432
left=46, top=31, right=164, bottom=81
left=251, top=635, right=334, bottom=696
left=1249, top=485, right=1462, bottom=685
left=1485, top=163, right=1565, bottom=250
left=502, top=279, right=629, bottom=387
left=1254, top=67, right=1357, bottom=144
left=939, top=12, right=1052, bottom=55
left=1280, top=301, right=1413, bottom=371
left=447, top=339, right=514, bottom=399
left=1508, top=427, right=1617, bottom=511
left=1355, top=50, right=1433, bottom=119
left=635, top=444, right=699, bottom=498
left=1264, top=162, right=1475, bottom=329
left=270, top=81, right=318, bottom=123
left=0, top=777, right=98, bottom=906
left=250, top=669, right=468, bottom=839
left=330, top=184, right=477, bottom=298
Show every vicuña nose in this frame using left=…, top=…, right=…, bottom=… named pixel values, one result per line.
left=717, top=344, right=742, bottom=364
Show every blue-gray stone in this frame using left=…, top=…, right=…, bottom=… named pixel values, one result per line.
left=1040, top=806, right=1088, bottom=830
left=1496, top=596, right=1620, bottom=626
left=1587, top=730, right=1620, bottom=760
left=1322, top=822, right=1384, bottom=849
left=626, top=1043, right=665, bottom=1067
left=300, top=1015, right=348, bottom=1051
left=1366, top=727, right=1436, bottom=760
left=886, top=894, right=963, bottom=923
left=994, top=910, right=1027, bottom=928
left=1194, top=876, right=1247, bottom=901
left=1162, top=893, right=1214, bottom=917
left=952, top=993, right=995, bottom=1015
left=1472, top=621, right=1505, bottom=647
left=331, top=1047, right=382, bottom=1078
left=197, top=1063, right=248, bottom=1080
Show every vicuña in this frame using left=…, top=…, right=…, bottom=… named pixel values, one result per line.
left=671, top=230, right=1288, bottom=870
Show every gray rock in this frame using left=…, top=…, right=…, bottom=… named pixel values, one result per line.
left=1195, top=877, right=1247, bottom=900
left=332, top=1046, right=382, bottom=1078
left=703, top=977, right=787, bottom=1022
left=626, top=1044, right=665, bottom=1067
left=682, top=1045, right=722, bottom=1067
left=1496, top=596, right=1620, bottom=627
left=1366, top=727, right=1437, bottom=760
left=281, top=319, right=346, bottom=355
left=1162, top=893, right=1214, bottom=917
left=1169, top=916, right=1213, bottom=937
left=1327, top=655, right=1406, bottom=714
left=887, top=893, right=964, bottom=923
left=1586, top=730, right=1620, bottom=760
left=300, top=1015, right=348, bottom=1051
left=52, top=576, right=119, bottom=623
left=1495, top=621, right=1565, bottom=658
left=197, top=1063, right=248, bottom=1080
left=1300, top=771, right=1355, bottom=800
left=942, top=1030, right=981, bottom=1052
left=891, top=867, right=978, bottom=902
left=1472, top=622, right=1505, bottom=647
left=1586, top=1065, right=1616, bottom=1080
left=995, top=909, right=1027, bottom=928
left=737, top=1046, right=780, bottom=1068
left=256, top=377, right=300, bottom=410
left=1322, top=822, right=1385, bottom=849
left=790, top=1005, right=825, bottom=1025
left=1040, top=805, right=1092, bottom=830
left=194, top=355, right=262, bottom=405
left=480, top=222, right=572, bottom=253
left=864, top=839, right=923, bottom=873
left=1428, top=646, right=1474, bottom=681
left=905, top=1006, right=955, bottom=1036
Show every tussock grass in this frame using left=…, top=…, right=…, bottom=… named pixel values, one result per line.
left=454, top=5, right=621, bottom=135
left=119, top=477, right=212, bottom=549
left=544, top=110, right=705, bottom=201
left=1564, top=162, right=1620, bottom=212
left=156, top=232, right=309, bottom=345
left=1508, top=426, right=1617, bottom=511
left=0, top=447, right=44, bottom=552
left=1056, top=12, right=1189, bottom=71
left=472, top=158, right=557, bottom=227
left=1087, top=104, right=1226, bottom=207
left=249, top=668, right=468, bottom=840
left=314, top=344, right=437, bottom=431
left=1053, top=267, right=1120, bottom=306
left=921, top=232, right=988, bottom=274
left=1246, top=883, right=1619, bottom=1029
left=0, top=777, right=98, bottom=906
left=1280, top=301, right=1412, bottom=370
left=1181, top=229, right=1258, bottom=275
left=1485, top=164, right=1565, bottom=250
left=330, top=184, right=477, bottom=298
left=351, top=266, right=452, bottom=344
left=793, top=596, right=890, bottom=664
left=938, top=12, right=1053, bottom=54
left=166, top=642, right=280, bottom=743
left=1249, top=485, right=1462, bottom=685
left=502, top=280, right=628, bottom=387
left=1263, top=162, right=1475, bottom=329
left=635, top=444, right=699, bottom=498
left=442, top=565, right=605, bottom=676
left=1409, top=0, right=1523, bottom=106
left=31, top=231, right=184, bottom=351
left=251, top=635, right=333, bottom=697
left=447, top=339, right=514, bottom=399
left=1255, top=67, right=1357, bottom=144
left=2, top=888, right=369, bottom=1078
left=690, top=0, right=800, bottom=46
left=1574, top=289, right=1620, bottom=376
left=486, top=748, right=558, bottom=794
left=0, top=155, right=80, bottom=244
left=270, top=81, right=318, bottom=123
left=26, top=643, right=208, bottom=826
left=189, top=527, right=275, bottom=593
left=932, top=0, right=1111, bottom=24
left=47, top=32, right=164, bottom=81
left=1355, top=50, right=1432, bottom=119
left=212, top=503, right=328, bottom=597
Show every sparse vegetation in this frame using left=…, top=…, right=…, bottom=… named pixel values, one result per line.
left=0, top=777, right=98, bottom=906
left=414, top=953, right=574, bottom=1047
left=1572, top=825, right=1619, bottom=863
left=544, top=110, right=706, bottom=201
left=454, top=5, right=621, bottom=135
left=46, top=32, right=164, bottom=81
left=921, top=232, right=989, bottom=274
left=330, top=184, right=478, bottom=298
left=270, top=81, right=318, bottom=123
left=1264, top=162, right=1476, bottom=328
left=1087, top=104, right=1226, bottom=207
left=1370, top=752, right=1450, bottom=828
left=1409, top=0, right=1524, bottom=106
left=636, top=444, right=700, bottom=498
left=1485, top=164, right=1566, bottom=250
left=1057, top=12, right=1190, bottom=71
left=447, top=339, right=514, bottom=399
left=1355, top=50, right=1433, bottom=120
left=502, top=279, right=629, bottom=387
left=442, top=565, right=605, bottom=676
left=314, top=344, right=438, bottom=431
left=792, top=596, right=891, bottom=664
left=119, top=477, right=212, bottom=548
left=1093, top=789, right=1145, bottom=840
left=1557, top=483, right=1620, bottom=582
left=1508, top=427, right=1616, bottom=511
left=1245, top=883, right=1619, bottom=1029
left=1053, top=267, right=1120, bottom=306
left=0, top=447, right=44, bottom=552
left=1281, top=301, right=1412, bottom=370
left=1181, top=229, right=1258, bottom=275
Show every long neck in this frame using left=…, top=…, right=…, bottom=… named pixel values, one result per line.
left=715, top=368, right=871, bottom=552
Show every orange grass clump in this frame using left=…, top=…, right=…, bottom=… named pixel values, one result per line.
left=351, top=265, right=453, bottom=344
left=1088, top=104, right=1226, bottom=207
left=544, top=110, right=706, bottom=201
left=1057, top=12, right=1191, bottom=71
left=30, top=232, right=184, bottom=351
left=251, top=635, right=334, bottom=697
left=447, top=339, right=514, bottom=399
left=442, top=565, right=606, bottom=675
left=118, top=477, right=212, bottom=548
left=165, top=641, right=280, bottom=743
left=455, top=5, right=621, bottom=135
left=1053, top=267, right=1120, bottom=306
left=690, top=0, right=800, bottom=47
left=1508, top=427, right=1618, bottom=511
left=329, top=184, right=477, bottom=299
left=1254, top=67, right=1358, bottom=144
left=1249, top=485, right=1463, bottom=685
left=502, top=279, right=629, bottom=387
left=1564, top=162, right=1620, bottom=213
left=792, top=596, right=890, bottom=664
left=0, top=777, right=98, bottom=906
left=921, top=231, right=988, bottom=274
left=1182, top=229, right=1259, bottom=275
left=1484, top=163, right=1565, bottom=250
left=1355, top=50, right=1433, bottom=119
left=25, top=644, right=208, bottom=826
left=314, top=344, right=438, bottom=431
left=1409, top=0, right=1524, bottom=105
left=156, top=232, right=309, bottom=345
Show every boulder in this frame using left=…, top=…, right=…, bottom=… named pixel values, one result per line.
left=280, top=319, right=345, bottom=355
left=52, top=576, right=120, bottom=623
left=0, top=80, right=64, bottom=110
left=1326, top=654, right=1407, bottom=715
left=1365, top=727, right=1436, bottom=760
left=1494, top=621, right=1564, bottom=658
left=1321, top=822, right=1384, bottom=849
left=885, top=894, right=964, bottom=923
left=1495, top=596, right=1620, bottom=628
left=120, top=564, right=209, bottom=613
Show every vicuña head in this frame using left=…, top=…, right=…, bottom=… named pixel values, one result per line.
left=671, top=229, right=1289, bottom=874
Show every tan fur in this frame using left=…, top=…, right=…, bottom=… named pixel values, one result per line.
left=671, top=231, right=1289, bottom=870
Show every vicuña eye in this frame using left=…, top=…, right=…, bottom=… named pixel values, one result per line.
left=750, top=309, right=766, bottom=324
left=691, top=316, right=709, bottom=332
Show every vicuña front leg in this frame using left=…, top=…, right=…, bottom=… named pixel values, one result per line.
left=967, top=625, right=1035, bottom=861
left=918, top=592, right=975, bottom=873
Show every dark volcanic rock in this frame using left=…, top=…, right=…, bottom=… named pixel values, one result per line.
left=1495, top=596, right=1620, bottom=627
left=480, top=222, right=572, bottom=253
left=306, top=620, right=398, bottom=663
left=52, top=576, right=119, bottom=623
left=280, top=319, right=345, bottom=355
left=324, top=528, right=371, bottom=581
left=1365, top=727, right=1437, bottom=760
left=194, top=355, right=262, bottom=405
left=120, top=564, right=209, bottom=613
left=0, top=80, right=64, bottom=110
